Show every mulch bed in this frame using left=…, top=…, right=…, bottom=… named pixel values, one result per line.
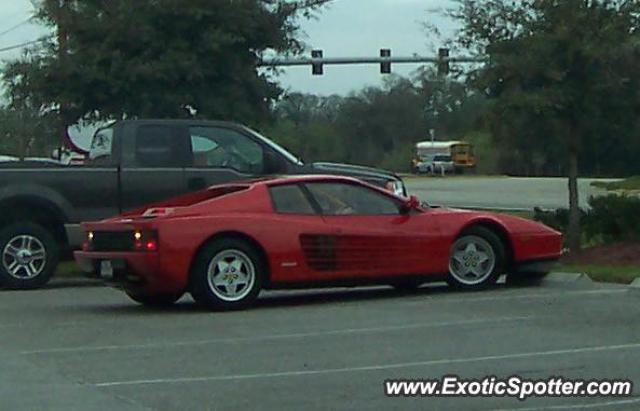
left=562, top=243, right=640, bottom=266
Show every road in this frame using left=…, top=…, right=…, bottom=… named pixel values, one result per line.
left=1, top=277, right=639, bottom=410
left=405, top=177, right=617, bottom=210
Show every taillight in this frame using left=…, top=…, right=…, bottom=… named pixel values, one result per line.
left=82, top=231, right=94, bottom=251
left=133, top=230, right=159, bottom=252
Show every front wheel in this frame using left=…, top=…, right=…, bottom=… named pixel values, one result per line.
left=0, top=222, right=59, bottom=290
left=446, top=226, right=505, bottom=290
left=190, top=238, right=264, bottom=310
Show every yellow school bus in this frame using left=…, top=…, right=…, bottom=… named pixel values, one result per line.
left=413, top=141, right=476, bottom=173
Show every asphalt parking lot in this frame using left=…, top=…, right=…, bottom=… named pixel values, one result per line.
left=405, top=177, right=616, bottom=210
left=2, top=277, right=640, bottom=411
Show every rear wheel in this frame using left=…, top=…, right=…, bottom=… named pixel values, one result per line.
left=0, top=222, right=59, bottom=290
left=125, top=290, right=184, bottom=307
left=190, top=238, right=264, bottom=310
left=447, top=226, right=505, bottom=290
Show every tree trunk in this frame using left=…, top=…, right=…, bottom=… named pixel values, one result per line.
left=567, top=139, right=581, bottom=252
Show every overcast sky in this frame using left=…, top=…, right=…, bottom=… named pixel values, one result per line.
left=0, top=0, right=457, bottom=96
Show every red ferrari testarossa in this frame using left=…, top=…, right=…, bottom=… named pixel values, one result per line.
left=75, top=175, right=563, bottom=310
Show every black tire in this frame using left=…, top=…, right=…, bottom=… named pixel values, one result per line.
left=446, top=226, right=506, bottom=290
left=0, top=222, right=59, bottom=290
left=190, top=237, right=264, bottom=311
left=507, top=272, right=548, bottom=287
left=125, top=290, right=183, bottom=307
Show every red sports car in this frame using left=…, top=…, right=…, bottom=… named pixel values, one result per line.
left=75, top=175, right=563, bottom=310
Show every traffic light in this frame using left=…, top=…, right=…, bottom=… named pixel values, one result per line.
left=380, top=49, right=391, bottom=74
left=438, top=48, right=450, bottom=77
left=312, top=50, right=323, bottom=75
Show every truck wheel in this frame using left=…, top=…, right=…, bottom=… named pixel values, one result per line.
left=0, top=222, right=59, bottom=290
left=190, top=238, right=264, bottom=311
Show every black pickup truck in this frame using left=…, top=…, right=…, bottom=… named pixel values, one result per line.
left=0, top=119, right=406, bottom=289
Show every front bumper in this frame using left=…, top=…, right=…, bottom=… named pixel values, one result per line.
left=74, top=250, right=182, bottom=294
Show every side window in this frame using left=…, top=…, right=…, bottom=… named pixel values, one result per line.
left=270, top=185, right=316, bottom=215
left=87, top=128, right=113, bottom=165
left=134, top=125, right=184, bottom=167
left=189, top=127, right=264, bottom=174
left=306, top=183, right=401, bottom=216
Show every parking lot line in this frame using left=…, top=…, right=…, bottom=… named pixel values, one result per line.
left=400, top=288, right=627, bottom=306
left=494, top=397, right=640, bottom=410
left=93, top=342, right=640, bottom=387
left=20, top=315, right=534, bottom=355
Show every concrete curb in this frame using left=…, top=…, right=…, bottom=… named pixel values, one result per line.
left=629, top=278, right=640, bottom=290
left=544, top=272, right=594, bottom=284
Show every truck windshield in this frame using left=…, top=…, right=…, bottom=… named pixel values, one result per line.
left=245, top=128, right=304, bottom=166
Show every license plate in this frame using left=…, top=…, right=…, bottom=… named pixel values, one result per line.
left=100, top=260, right=114, bottom=280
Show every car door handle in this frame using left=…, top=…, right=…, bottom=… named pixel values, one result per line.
left=188, top=177, right=207, bottom=191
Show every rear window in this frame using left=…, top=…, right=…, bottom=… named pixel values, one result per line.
left=134, top=125, right=184, bottom=167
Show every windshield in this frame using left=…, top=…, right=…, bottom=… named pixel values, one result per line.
left=245, top=128, right=303, bottom=166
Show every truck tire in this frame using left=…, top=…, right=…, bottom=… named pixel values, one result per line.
left=0, top=222, right=59, bottom=290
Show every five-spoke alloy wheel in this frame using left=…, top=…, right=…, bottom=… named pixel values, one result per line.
left=447, top=226, right=505, bottom=290
left=190, top=238, right=264, bottom=310
left=207, top=249, right=256, bottom=303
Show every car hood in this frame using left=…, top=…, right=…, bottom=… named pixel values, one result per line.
left=427, top=206, right=562, bottom=235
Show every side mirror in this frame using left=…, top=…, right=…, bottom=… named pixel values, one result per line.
left=264, top=150, right=288, bottom=174
left=400, top=195, right=420, bottom=214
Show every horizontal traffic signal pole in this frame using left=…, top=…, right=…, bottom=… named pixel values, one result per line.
left=258, top=48, right=488, bottom=76
left=258, top=55, right=488, bottom=66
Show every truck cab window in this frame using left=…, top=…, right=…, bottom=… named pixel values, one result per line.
left=189, top=127, right=264, bottom=174
left=135, top=125, right=184, bottom=168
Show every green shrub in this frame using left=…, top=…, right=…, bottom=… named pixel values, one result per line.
left=533, top=207, right=586, bottom=234
left=534, top=195, right=640, bottom=245
left=583, top=195, right=640, bottom=243
left=591, top=176, right=640, bottom=191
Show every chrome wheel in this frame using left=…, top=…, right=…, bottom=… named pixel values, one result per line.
left=207, top=249, right=256, bottom=302
left=449, top=235, right=496, bottom=286
left=2, top=235, right=47, bottom=280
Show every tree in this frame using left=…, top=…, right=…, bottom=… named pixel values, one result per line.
left=3, top=0, right=330, bottom=126
left=442, top=0, right=640, bottom=251
left=265, top=74, right=488, bottom=172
